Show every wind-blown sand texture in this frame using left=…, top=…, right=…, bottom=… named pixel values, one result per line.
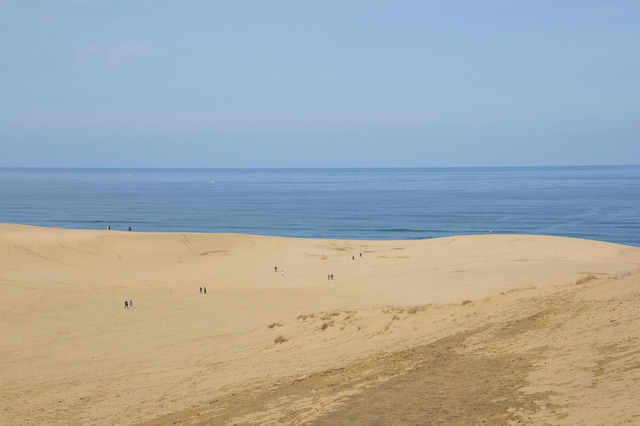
left=1, top=224, right=640, bottom=425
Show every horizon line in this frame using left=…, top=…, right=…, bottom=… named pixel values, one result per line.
left=1, top=164, right=639, bottom=171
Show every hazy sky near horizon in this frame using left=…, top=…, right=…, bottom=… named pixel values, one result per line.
left=1, top=1, right=639, bottom=168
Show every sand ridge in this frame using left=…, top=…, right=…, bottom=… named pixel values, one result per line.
left=1, top=224, right=639, bottom=424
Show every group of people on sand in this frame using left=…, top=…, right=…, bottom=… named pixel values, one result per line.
left=199, top=287, right=207, bottom=294
left=124, top=299, right=133, bottom=309
left=107, top=225, right=132, bottom=231
left=275, top=252, right=367, bottom=283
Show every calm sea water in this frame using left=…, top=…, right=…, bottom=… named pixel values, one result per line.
left=0, top=167, right=638, bottom=247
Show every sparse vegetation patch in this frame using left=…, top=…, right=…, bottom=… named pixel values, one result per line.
left=575, top=274, right=599, bottom=285
left=274, top=335, right=288, bottom=344
left=407, top=306, right=425, bottom=315
left=320, top=321, right=334, bottom=331
left=297, top=313, right=316, bottom=321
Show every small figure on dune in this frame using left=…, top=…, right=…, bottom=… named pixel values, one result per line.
left=331, top=273, right=334, bottom=280
left=130, top=300, right=133, bottom=308
left=204, top=287, right=207, bottom=294
left=200, top=287, right=202, bottom=294
left=124, top=300, right=128, bottom=309
left=274, top=266, right=278, bottom=272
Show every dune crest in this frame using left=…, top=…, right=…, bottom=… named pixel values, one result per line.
left=1, top=224, right=639, bottom=424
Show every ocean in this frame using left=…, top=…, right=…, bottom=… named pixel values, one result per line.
left=0, top=166, right=638, bottom=247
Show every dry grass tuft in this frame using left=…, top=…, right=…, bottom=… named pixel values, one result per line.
left=501, top=286, right=538, bottom=295
left=608, top=269, right=640, bottom=280
left=297, top=313, right=315, bottom=321
left=407, top=306, right=425, bottom=315
left=461, top=299, right=472, bottom=306
left=320, top=321, right=334, bottom=331
left=268, top=322, right=282, bottom=329
left=575, top=273, right=599, bottom=285
left=274, top=335, right=288, bottom=344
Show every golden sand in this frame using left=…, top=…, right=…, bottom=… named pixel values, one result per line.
left=1, top=224, right=639, bottom=424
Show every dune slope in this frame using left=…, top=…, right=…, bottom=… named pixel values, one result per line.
left=1, top=224, right=639, bottom=424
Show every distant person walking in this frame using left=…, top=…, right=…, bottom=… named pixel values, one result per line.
left=130, top=300, right=133, bottom=308
left=200, top=287, right=203, bottom=294
left=204, top=287, right=207, bottom=294
left=124, top=300, right=128, bottom=309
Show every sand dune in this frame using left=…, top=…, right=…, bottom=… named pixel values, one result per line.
left=1, top=224, right=639, bottom=424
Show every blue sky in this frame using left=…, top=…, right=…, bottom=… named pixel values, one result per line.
left=1, top=1, right=638, bottom=168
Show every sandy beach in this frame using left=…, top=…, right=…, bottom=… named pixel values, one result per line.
left=1, top=223, right=640, bottom=424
